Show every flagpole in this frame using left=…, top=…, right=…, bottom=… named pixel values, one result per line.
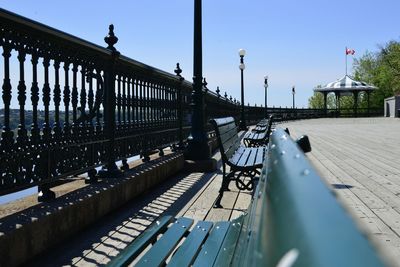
left=345, top=46, right=347, bottom=76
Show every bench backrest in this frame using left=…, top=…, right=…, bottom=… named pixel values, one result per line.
left=265, top=115, right=273, bottom=138
left=231, top=127, right=386, bottom=267
left=210, top=117, right=240, bottom=162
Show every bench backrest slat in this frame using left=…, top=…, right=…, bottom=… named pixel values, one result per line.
left=210, top=117, right=240, bottom=162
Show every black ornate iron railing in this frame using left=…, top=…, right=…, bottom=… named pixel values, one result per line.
left=0, top=8, right=381, bottom=198
left=0, top=8, right=244, bottom=197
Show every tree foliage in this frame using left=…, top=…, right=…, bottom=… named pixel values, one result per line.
left=353, top=40, right=400, bottom=108
left=308, top=90, right=336, bottom=109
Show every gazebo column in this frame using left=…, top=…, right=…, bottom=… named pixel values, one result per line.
left=367, top=91, right=371, bottom=117
left=335, top=91, right=340, bottom=118
left=353, top=91, right=359, bottom=118
left=323, top=92, right=328, bottom=116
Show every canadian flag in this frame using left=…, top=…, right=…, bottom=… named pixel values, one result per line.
left=346, top=48, right=355, bottom=55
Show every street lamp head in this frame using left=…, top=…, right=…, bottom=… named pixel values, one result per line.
left=264, top=75, right=268, bottom=87
left=239, top=63, right=245, bottom=70
left=238, top=48, right=246, bottom=57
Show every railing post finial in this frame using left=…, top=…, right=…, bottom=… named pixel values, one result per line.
left=174, top=63, right=183, bottom=79
left=203, top=78, right=208, bottom=93
left=104, top=24, right=118, bottom=51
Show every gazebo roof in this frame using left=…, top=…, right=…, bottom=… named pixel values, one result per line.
left=314, top=75, right=377, bottom=92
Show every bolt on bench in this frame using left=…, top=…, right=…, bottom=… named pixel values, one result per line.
left=107, top=128, right=386, bottom=267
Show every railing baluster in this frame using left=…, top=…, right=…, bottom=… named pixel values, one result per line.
left=139, top=79, right=143, bottom=127
left=1, top=45, right=13, bottom=150
left=87, top=68, right=94, bottom=134
left=30, top=52, right=40, bottom=144
left=149, top=80, right=153, bottom=127
left=147, top=80, right=151, bottom=128
left=80, top=65, right=87, bottom=136
left=71, top=63, right=78, bottom=135
left=134, top=78, right=139, bottom=127
left=127, top=76, right=131, bottom=129
left=117, top=75, right=121, bottom=129
left=53, top=60, right=61, bottom=140
left=162, top=84, right=166, bottom=128
left=63, top=62, right=70, bottom=138
left=95, top=68, right=102, bottom=133
left=122, top=75, right=127, bottom=129
left=16, top=49, right=27, bottom=146
left=42, top=56, right=51, bottom=142
left=156, top=83, right=162, bottom=129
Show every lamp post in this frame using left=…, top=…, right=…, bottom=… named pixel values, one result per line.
left=292, top=85, right=295, bottom=109
left=185, top=0, right=210, bottom=161
left=264, top=75, right=268, bottom=118
left=181, top=0, right=217, bottom=171
left=238, top=48, right=247, bottom=131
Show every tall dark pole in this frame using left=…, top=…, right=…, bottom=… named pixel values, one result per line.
left=239, top=49, right=247, bottom=131
left=185, top=0, right=210, bottom=160
left=292, top=85, right=295, bottom=109
left=264, top=76, right=268, bottom=118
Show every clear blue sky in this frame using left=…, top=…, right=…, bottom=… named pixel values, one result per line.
left=1, top=0, right=400, bottom=107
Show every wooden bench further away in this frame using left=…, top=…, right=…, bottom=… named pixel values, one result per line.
left=243, top=115, right=274, bottom=147
left=209, top=117, right=265, bottom=207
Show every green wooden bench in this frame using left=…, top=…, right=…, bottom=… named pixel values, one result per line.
left=107, top=127, right=387, bottom=267
left=210, top=117, right=266, bottom=208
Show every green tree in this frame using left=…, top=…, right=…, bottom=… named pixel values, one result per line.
left=308, top=86, right=336, bottom=109
left=353, top=40, right=400, bottom=108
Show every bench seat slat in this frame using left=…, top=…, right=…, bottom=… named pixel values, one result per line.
left=245, top=149, right=257, bottom=167
left=136, top=217, right=194, bottom=267
left=192, top=221, right=230, bottom=267
left=255, top=147, right=265, bottom=165
left=229, top=147, right=246, bottom=165
left=107, top=216, right=174, bottom=267
left=167, top=221, right=213, bottom=267
left=235, top=148, right=252, bottom=166
left=245, top=147, right=265, bottom=167
left=213, top=216, right=245, bottom=266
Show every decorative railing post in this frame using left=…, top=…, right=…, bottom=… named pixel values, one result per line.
left=103, top=24, right=121, bottom=175
left=216, top=86, right=221, bottom=117
left=174, top=63, right=185, bottom=149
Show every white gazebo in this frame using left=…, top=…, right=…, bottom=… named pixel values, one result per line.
left=314, top=75, right=377, bottom=116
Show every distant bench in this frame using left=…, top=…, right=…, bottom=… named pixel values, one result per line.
left=243, top=115, right=273, bottom=147
left=210, top=117, right=265, bottom=208
left=107, top=128, right=387, bottom=267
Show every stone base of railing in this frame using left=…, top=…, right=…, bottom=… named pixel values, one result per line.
left=0, top=152, right=185, bottom=267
